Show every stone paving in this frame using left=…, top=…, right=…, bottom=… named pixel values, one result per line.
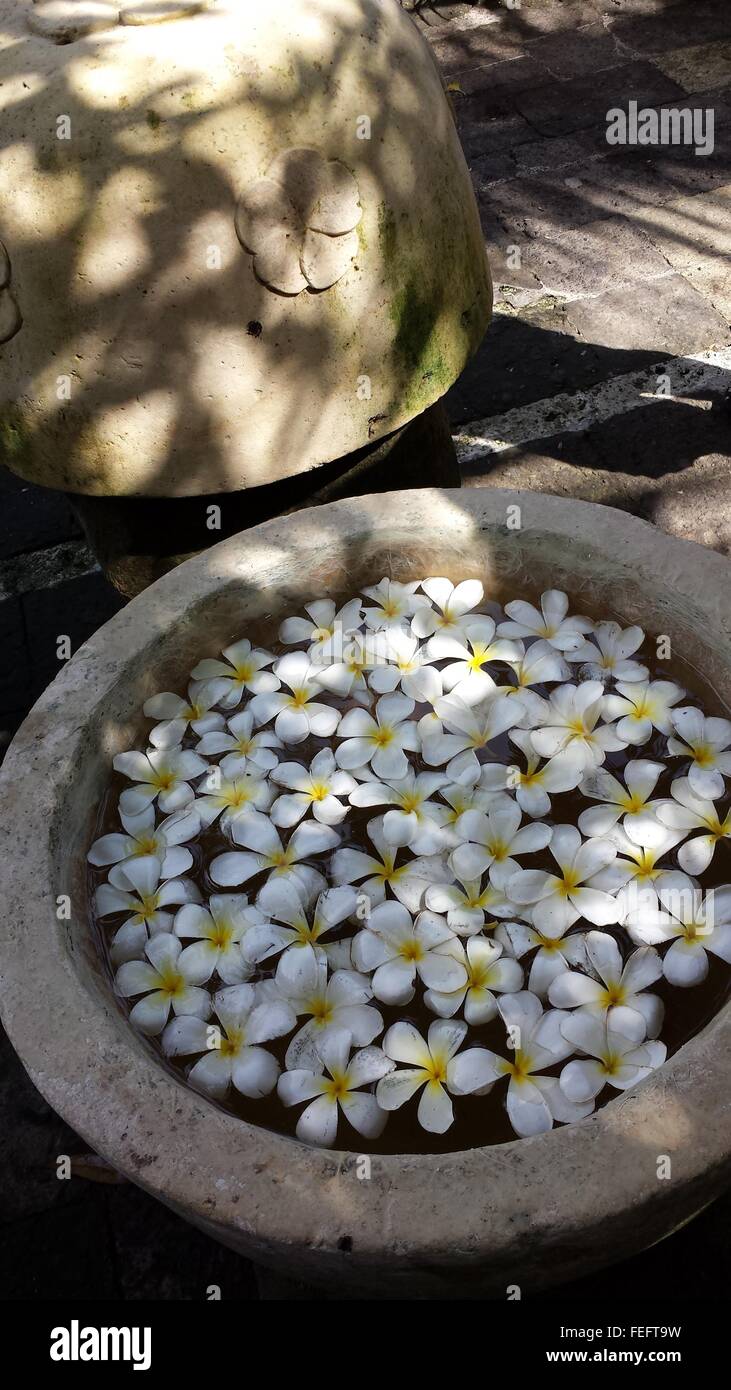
left=1, top=0, right=730, bottom=1299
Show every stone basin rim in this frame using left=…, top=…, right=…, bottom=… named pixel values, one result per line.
left=0, top=487, right=730, bottom=1286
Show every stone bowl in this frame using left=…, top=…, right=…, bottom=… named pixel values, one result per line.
left=1, top=488, right=730, bottom=1298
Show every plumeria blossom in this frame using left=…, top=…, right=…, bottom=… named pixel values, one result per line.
left=352, top=901, right=466, bottom=1005
left=174, top=896, right=255, bottom=985
left=249, top=652, right=339, bottom=745
left=114, top=746, right=207, bottom=816
left=361, top=578, right=428, bottom=630
left=497, top=589, right=592, bottom=652
left=88, top=803, right=200, bottom=879
left=436, top=779, right=499, bottom=844
left=424, top=615, right=520, bottom=704
left=495, top=919, right=588, bottom=999
left=667, top=707, right=731, bottom=800
left=602, top=679, right=684, bottom=746
left=424, top=937, right=523, bottom=1024
left=191, top=638, right=279, bottom=707
left=376, top=1019, right=485, bottom=1133
left=368, top=626, right=443, bottom=704
left=114, top=933, right=211, bottom=1035
left=335, top=692, right=420, bottom=780
left=242, top=880, right=357, bottom=965
left=143, top=682, right=224, bottom=751
left=332, top=815, right=450, bottom=911
left=210, top=811, right=337, bottom=893
left=163, top=983, right=295, bottom=1099
left=349, top=770, right=451, bottom=854
left=422, top=691, right=526, bottom=769
left=479, top=728, right=583, bottom=816
left=447, top=992, right=591, bottom=1137
left=499, top=638, right=570, bottom=722
left=95, top=854, right=201, bottom=963
left=425, top=873, right=516, bottom=935
left=624, top=880, right=731, bottom=986
left=577, top=760, right=665, bottom=844
left=565, top=621, right=649, bottom=684
left=195, top=710, right=281, bottom=777
left=588, top=823, right=687, bottom=917
left=270, top=749, right=356, bottom=827
left=509, top=825, right=620, bottom=935
left=278, top=598, right=363, bottom=660
left=451, top=801, right=552, bottom=890
left=273, top=943, right=382, bottom=1069
left=315, top=631, right=380, bottom=704
left=278, top=1027, right=394, bottom=1147
left=194, top=770, right=274, bottom=832
left=530, top=681, right=625, bottom=774
left=559, top=1014, right=666, bottom=1104
left=656, top=777, right=731, bottom=875
left=409, top=577, right=485, bottom=643
left=548, top=931, right=663, bottom=1039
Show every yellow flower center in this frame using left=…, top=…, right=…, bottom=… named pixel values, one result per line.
left=691, top=743, right=714, bottom=767
left=233, top=663, right=254, bottom=683
left=134, top=836, right=160, bottom=856
left=210, top=922, right=234, bottom=950
left=399, top=940, right=424, bottom=962
left=309, top=783, right=330, bottom=802
left=323, top=1072, right=349, bottom=1102
left=309, top=999, right=333, bottom=1024
left=157, top=967, right=185, bottom=999
left=600, top=982, right=625, bottom=1008
left=505, top=1049, right=533, bottom=1081
left=290, top=688, right=310, bottom=708
left=557, top=869, right=580, bottom=896
left=373, top=726, right=394, bottom=747
left=426, top=1055, right=448, bottom=1084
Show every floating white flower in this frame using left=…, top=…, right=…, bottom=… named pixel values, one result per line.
left=143, top=682, right=224, bottom=751
left=349, top=770, right=451, bottom=854
left=424, top=937, right=523, bottom=1024
left=194, top=771, right=274, bottom=832
left=425, top=873, right=516, bottom=935
left=548, top=930, right=663, bottom=1039
left=425, top=616, right=521, bottom=706
left=577, top=759, right=665, bottom=843
left=209, top=810, right=338, bottom=893
left=497, top=589, right=592, bottom=652
left=96, top=854, right=201, bottom=963
left=499, top=638, right=570, bottom=722
left=249, top=652, right=339, bottom=745
left=447, top=992, right=590, bottom=1138
left=195, top=710, right=281, bottom=777
left=509, top=825, right=620, bottom=934
left=278, top=598, right=363, bottom=659
left=496, top=918, right=588, bottom=998
left=588, top=823, right=687, bottom=917
left=114, top=933, right=211, bottom=1035
left=242, top=880, right=357, bottom=965
left=274, top=943, right=382, bottom=1069
left=479, top=728, right=583, bottom=816
left=335, top=692, right=420, bottom=780
left=565, top=621, right=648, bottom=683
left=314, top=632, right=379, bottom=704
left=368, top=627, right=443, bottom=704
left=559, top=1013, right=666, bottom=1103
left=191, top=638, right=279, bottom=708
left=114, top=746, right=208, bottom=816
left=361, top=579, right=428, bottom=630
left=667, top=707, right=731, bottom=799
left=332, top=814, right=450, bottom=911
left=624, top=880, right=731, bottom=986
left=530, top=681, right=625, bottom=774
left=278, top=1027, right=394, bottom=1147
left=411, top=578, right=485, bottom=642
left=352, top=901, right=466, bottom=1005
left=422, top=691, right=525, bottom=769
left=376, top=1019, right=481, bottom=1133
left=88, top=803, right=199, bottom=880
left=451, top=801, right=552, bottom=889
left=173, top=896, right=256, bottom=985
left=270, top=748, right=356, bottom=827
left=436, top=779, right=500, bottom=842
left=602, top=678, right=684, bottom=745
left=656, top=776, right=731, bottom=875
left=163, top=983, right=295, bottom=1099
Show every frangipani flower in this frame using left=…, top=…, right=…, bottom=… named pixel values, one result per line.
left=497, top=589, right=592, bottom=652
left=362, top=579, right=428, bottom=630
left=243, top=880, right=357, bottom=965
left=667, top=707, right=731, bottom=799
left=411, top=578, right=485, bottom=642
left=422, top=691, right=525, bottom=768
left=436, top=779, right=499, bottom=843
left=451, top=801, right=552, bottom=889
left=114, top=746, right=207, bottom=817
left=274, top=943, right=382, bottom=1069
left=195, top=710, right=281, bottom=777
left=335, top=692, right=420, bottom=780
left=349, top=770, right=450, bottom=854
left=314, top=632, right=380, bottom=704
left=88, top=803, right=199, bottom=880
left=425, top=873, right=516, bottom=935
left=194, top=771, right=273, bottom=832
left=115, top=933, right=211, bottom=1035
left=279, top=1027, right=393, bottom=1146
left=447, top=992, right=590, bottom=1137
left=174, top=895, right=255, bottom=985
left=624, top=880, right=731, bottom=986
left=376, top=1019, right=483, bottom=1133
left=278, top=598, right=363, bottom=659
left=479, top=728, right=582, bottom=816
left=96, top=853, right=201, bottom=963
left=270, top=749, right=356, bottom=827
left=530, top=681, right=625, bottom=774
left=249, top=652, right=339, bottom=745
left=577, top=760, right=665, bottom=844
left=143, top=682, right=224, bottom=751
left=163, top=983, right=295, bottom=1099
left=565, top=621, right=648, bottom=683
left=509, top=825, right=620, bottom=935
left=191, top=638, right=278, bottom=708
left=352, top=901, right=466, bottom=1005
left=425, top=616, right=521, bottom=705
left=588, top=823, right=687, bottom=915
left=559, top=1014, right=666, bottom=1103
left=501, top=638, right=569, bottom=711
left=495, top=918, right=588, bottom=998
left=368, top=626, right=442, bottom=704
left=210, top=810, right=338, bottom=892
left=656, top=777, right=731, bottom=875
left=602, top=679, right=684, bottom=746
left=424, top=937, right=523, bottom=1023
left=332, top=815, right=450, bottom=911
left=548, top=931, right=663, bottom=1039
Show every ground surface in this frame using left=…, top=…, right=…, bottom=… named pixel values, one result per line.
left=1, top=0, right=730, bottom=1300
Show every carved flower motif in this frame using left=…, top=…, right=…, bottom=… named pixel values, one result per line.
left=0, top=241, right=21, bottom=345
left=235, top=148, right=362, bottom=296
